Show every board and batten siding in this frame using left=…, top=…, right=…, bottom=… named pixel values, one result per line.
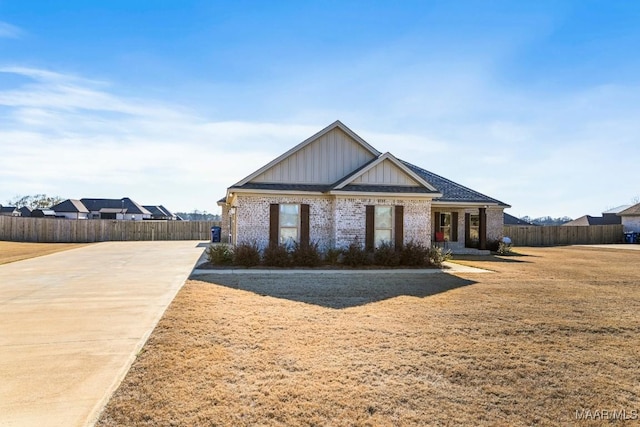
left=351, top=159, right=421, bottom=186
left=251, top=128, right=376, bottom=184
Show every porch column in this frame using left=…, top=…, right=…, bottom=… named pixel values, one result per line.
left=479, top=207, right=487, bottom=250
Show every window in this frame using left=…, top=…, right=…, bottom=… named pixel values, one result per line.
left=279, top=204, right=299, bottom=245
left=439, top=213, right=451, bottom=241
left=374, top=206, right=393, bottom=247
left=469, top=214, right=480, bottom=242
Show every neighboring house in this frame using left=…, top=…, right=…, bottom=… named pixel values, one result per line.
left=50, top=199, right=90, bottom=219
left=564, top=205, right=629, bottom=226
left=80, top=198, right=152, bottom=220
left=617, top=203, right=640, bottom=232
left=504, top=213, right=536, bottom=226
left=218, top=121, right=509, bottom=253
left=0, top=206, right=21, bottom=216
left=143, top=205, right=178, bottom=220
left=31, top=209, right=57, bottom=218
left=18, top=206, right=32, bottom=217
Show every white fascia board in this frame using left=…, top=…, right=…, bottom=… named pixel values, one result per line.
left=328, top=190, right=442, bottom=199
left=232, top=121, right=381, bottom=187
left=333, top=152, right=439, bottom=192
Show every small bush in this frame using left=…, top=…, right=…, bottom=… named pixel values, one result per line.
left=206, top=244, right=234, bottom=265
left=290, top=241, right=321, bottom=267
left=342, top=239, right=369, bottom=267
left=373, top=241, right=400, bottom=266
left=486, top=239, right=501, bottom=252
left=262, top=244, right=290, bottom=267
left=497, top=241, right=513, bottom=255
left=400, top=241, right=429, bottom=267
left=323, top=248, right=342, bottom=265
left=233, top=242, right=261, bottom=267
left=428, top=246, right=452, bottom=268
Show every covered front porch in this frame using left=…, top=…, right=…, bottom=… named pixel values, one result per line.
left=431, top=205, right=504, bottom=255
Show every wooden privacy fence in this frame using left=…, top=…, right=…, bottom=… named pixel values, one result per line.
left=504, top=224, right=624, bottom=246
left=0, top=216, right=221, bottom=243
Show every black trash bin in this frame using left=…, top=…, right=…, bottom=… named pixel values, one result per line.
left=211, top=226, right=221, bottom=243
left=624, top=232, right=636, bottom=244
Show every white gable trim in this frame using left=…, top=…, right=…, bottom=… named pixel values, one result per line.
left=333, top=152, right=440, bottom=192
left=232, top=120, right=382, bottom=187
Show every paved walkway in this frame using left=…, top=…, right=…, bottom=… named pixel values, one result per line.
left=0, top=241, right=206, bottom=427
left=576, top=244, right=640, bottom=251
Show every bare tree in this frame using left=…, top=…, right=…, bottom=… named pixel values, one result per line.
left=6, top=194, right=64, bottom=209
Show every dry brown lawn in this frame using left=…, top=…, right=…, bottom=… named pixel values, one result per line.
left=97, top=246, right=640, bottom=426
left=0, top=241, right=87, bottom=265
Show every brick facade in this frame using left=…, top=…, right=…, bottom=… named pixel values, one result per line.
left=231, top=194, right=435, bottom=250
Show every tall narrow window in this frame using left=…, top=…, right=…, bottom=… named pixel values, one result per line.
left=469, top=214, right=480, bottom=244
left=374, top=206, right=393, bottom=247
left=279, top=204, right=299, bottom=245
left=439, top=213, right=451, bottom=241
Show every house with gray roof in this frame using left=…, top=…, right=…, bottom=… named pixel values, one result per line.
left=0, top=205, right=21, bottom=217
left=617, top=203, right=640, bottom=232
left=50, top=199, right=90, bottom=219
left=564, top=205, right=629, bottom=226
left=218, top=121, right=509, bottom=253
left=143, top=205, right=178, bottom=220
left=80, top=198, right=151, bottom=220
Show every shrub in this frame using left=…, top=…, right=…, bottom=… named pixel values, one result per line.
left=206, top=244, right=233, bottom=266
left=497, top=240, right=513, bottom=255
left=323, top=247, right=342, bottom=265
left=373, top=241, right=401, bottom=266
left=428, top=246, right=452, bottom=268
left=232, top=242, right=261, bottom=267
left=290, top=241, right=321, bottom=267
left=486, top=239, right=501, bottom=252
left=400, top=241, right=429, bottom=267
left=342, top=239, right=369, bottom=267
left=262, top=244, right=290, bottom=267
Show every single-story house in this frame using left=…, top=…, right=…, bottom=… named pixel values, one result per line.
left=618, top=203, right=640, bottom=232
left=143, top=205, right=178, bottom=220
left=504, top=213, right=536, bottom=226
left=0, top=206, right=21, bottom=216
left=80, top=198, right=152, bottom=220
left=31, top=209, right=58, bottom=218
left=18, top=206, right=32, bottom=217
left=218, top=121, right=509, bottom=253
left=564, top=205, right=629, bottom=226
left=50, top=199, right=90, bottom=219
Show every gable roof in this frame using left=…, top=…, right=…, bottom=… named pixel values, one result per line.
left=333, top=152, right=439, bottom=192
left=618, top=202, right=640, bottom=216
left=504, top=213, right=536, bottom=226
left=225, top=121, right=508, bottom=206
left=233, top=120, right=381, bottom=187
left=51, top=199, right=89, bottom=213
left=80, top=198, right=151, bottom=215
left=0, top=206, right=19, bottom=214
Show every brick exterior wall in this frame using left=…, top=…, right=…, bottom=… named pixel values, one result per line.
left=231, top=194, right=433, bottom=250
left=228, top=194, right=504, bottom=252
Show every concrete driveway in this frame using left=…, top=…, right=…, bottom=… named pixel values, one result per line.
left=0, top=241, right=206, bottom=427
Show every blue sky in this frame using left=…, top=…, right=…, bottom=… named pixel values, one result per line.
left=1, top=1, right=639, bottom=217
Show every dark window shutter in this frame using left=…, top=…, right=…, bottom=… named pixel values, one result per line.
left=433, top=211, right=440, bottom=238
left=365, top=205, right=374, bottom=251
left=395, top=205, right=404, bottom=250
left=452, top=212, right=459, bottom=242
left=300, top=204, right=310, bottom=247
left=465, top=213, right=471, bottom=246
left=269, top=204, right=279, bottom=247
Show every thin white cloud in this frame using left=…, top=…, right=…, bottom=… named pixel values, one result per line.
left=0, top=21, right=23, bottom=39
